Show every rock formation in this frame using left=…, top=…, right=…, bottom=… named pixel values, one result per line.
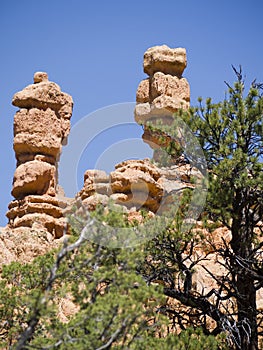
left=78, top=159, right=162, bottom=214
left=77, top=169, right=112, bottom=211
left=134, top=45, right=190, bottom=163
left=77, top=158, right=197, bottom=218
left=0, top=47, right=262, bottom=345
left=6, top=72, right=73, bottom=237
left=77, top=45, right=196, bottom=218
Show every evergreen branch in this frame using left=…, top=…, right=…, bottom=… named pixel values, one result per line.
left=14, top=212, right=96, bottom=350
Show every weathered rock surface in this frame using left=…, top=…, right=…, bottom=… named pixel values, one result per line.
left=110, top=159, right=163, bottom=211
left=7, top=195, right=68, bottom=238
left=0, top=226, right=65, bottom=268
left=77, top=159, right=160, bottom=213
left=136, top=79, right=150, bottom=103
left=77, top=158, right=196, bottom=215
left=135, top=45, right=190, bottom=163
left=14, top=108, right=63, bottom=159
left=151, top=72, right=190, bottom=102
left=12, top=78, right=73, bottom=119
left=77, top=46, right=193, bottom=217
left=79, top=170, right=111, bottom=200
left=143, top=45, right=187, bottom=77
left=6, top=72, right=73, bottom=237
left=12, top=160, right=56, bottom=198
left=1, top=46, right=262, bottom=339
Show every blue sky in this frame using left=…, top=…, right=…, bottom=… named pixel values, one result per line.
left=0, top=0, right=262, bottom=226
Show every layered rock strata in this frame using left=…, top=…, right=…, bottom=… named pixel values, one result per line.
left=134, top=45, right=190, bottom=163
left=6, top=72, right=73, bottom=237
left=77, top=158, right=196, bottom=217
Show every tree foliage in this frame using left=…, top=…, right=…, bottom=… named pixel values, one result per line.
left=0, top=207, right=223, bottom=349
left=147, top=67, right=262, bottom=350
left=183, top=67, right=263, bottom=350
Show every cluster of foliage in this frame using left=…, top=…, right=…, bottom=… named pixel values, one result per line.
left=147, top=67, right=262, bottom=350
left=183, top=68, right=263, bottom=350
left=0, top=206, right=224, bottom=349
left=0, top=69, right=262, bottom=349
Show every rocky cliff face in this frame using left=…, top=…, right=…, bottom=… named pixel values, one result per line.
left=6, top=72, right=73, bottom=238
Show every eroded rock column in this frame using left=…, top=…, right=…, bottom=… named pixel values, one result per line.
left=6, top=72, right=73, bottom=237
left=134, top=45, right=190, bottom=163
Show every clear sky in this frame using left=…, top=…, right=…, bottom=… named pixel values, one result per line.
left=0, top=0, right=263, bottom=226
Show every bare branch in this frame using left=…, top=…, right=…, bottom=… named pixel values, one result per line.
left=14, top=211, right=95, bottom=350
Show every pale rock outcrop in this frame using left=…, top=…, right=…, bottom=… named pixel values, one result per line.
left=135, top=45, right=190, bottom=164
left=110, top=159, right=163, bottom=212
left=0, top=226, right=64, bottom=268
left=0, top=47, right=262, bottom=341
left=77, top=158, right=196, bottom=216
left=136, top=79, right=150, bottom=103
left=77, top=160, right=162, bottom=214
left=77, top=170, right=112, bottom=211
left=6, top=72, right=73, bottom=237
left=79, top=169, right=111, bottom=199
left=151, top=72, right=190, bottom=102
left=13, top=108, right=63, bottom=159
left=12, top=160, right=56, bottom=198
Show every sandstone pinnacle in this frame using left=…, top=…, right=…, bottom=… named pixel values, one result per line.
left=135, top=44, right=190, bottom=163
left=7, top=72, right=73, bottom=237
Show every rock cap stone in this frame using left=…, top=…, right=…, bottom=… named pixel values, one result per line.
left=34, top=72, right=49, bottom=83
left=144, top=45, right=187, bottom=77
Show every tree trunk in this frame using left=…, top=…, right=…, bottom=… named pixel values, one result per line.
left=231, top=190, right=258, bottom=350
left=236, top=273, right=258, bottom=350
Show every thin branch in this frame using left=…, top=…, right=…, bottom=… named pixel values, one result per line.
left=14, top=213, right=95, bottom=350
left=95, top=319, right=128, bottom=350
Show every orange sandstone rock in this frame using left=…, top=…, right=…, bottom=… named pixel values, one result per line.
left=135, top=45, right=190, bottom=162
left=143, top=45, right=187, bottom=77
left=7, top=72, right=73, bottom=237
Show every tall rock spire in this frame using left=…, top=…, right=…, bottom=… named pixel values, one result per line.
left=6, top=72, right=73, bottom=237
left=134, top=45, right=190, bottom=163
